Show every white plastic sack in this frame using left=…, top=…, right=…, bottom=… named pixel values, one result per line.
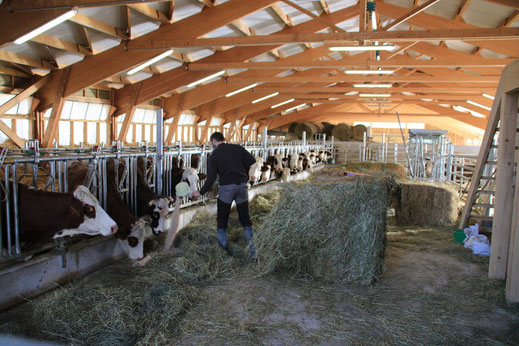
left=473, top=241, right=491, bottom=256
left=464, top=224, right=479, bottom=239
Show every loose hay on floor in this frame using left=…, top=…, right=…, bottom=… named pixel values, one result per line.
left=394, top=180, right=461, bottom=227
left=253, top=180, right=387, bottom=285
left=343, top=161, right=408, bottom=179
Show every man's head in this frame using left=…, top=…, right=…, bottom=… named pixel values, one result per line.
left=209, top=132, right=225, bottom=148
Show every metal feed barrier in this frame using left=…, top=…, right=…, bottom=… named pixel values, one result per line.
left=0, top=129, right=333, bottom=261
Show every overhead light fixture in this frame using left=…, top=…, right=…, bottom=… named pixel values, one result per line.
left=285, top=103, right=306, bottom=112
left=329, top=44, right=396, bottom=52
left=15, top=9, right=77, bottom=44
left=482, top=93, right=495, bottom=100
left=271, top=99, right=295, bottom=109
left=252, top=92, right=279, bottom=104
left=363, top=100, right=391, bottom=103
left=466, top=100, right=491, bottom=111
left=353, top=83, right=393, bottom=88
left=187, top=70, right=225, bottom=88
left=345, top=91, right=359, bottom=96
left=225, top=83, right=257, bottom=97
left=359, top=93, right=391, bottom=97
left=346, top=70, right=394, bottom=75
left=453, top=105, right=486, bottom=118
left=127, top=49, right=174, bottom=75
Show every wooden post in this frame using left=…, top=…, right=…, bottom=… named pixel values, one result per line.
left=489, top=92, right=518, bottom=280
left=506, top=144, right=519, bottom=301
left=165, top=114, right=181, bottom=144
left=42, top=97, right=65, bottom=147
left=118, top=106, right=136, bottom=143
left=200, top=116, right=213, bottom=144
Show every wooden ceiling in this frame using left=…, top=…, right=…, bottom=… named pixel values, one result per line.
left=1, top=0, right=518, bottom=146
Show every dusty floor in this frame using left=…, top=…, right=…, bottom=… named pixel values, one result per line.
left=1, top=187, right=518, bottom=344
left=174, top=225, right=519, bottom=345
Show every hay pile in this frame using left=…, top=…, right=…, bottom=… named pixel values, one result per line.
left=8, top=211, right=236, bottom=345
left=331, top=123, right=353, bottom=141
left=343, top=162, right=408, bottom=179
left=394, top=181, right=461, bottom=227
left=294, top=122, right=320, bottom=139
left=253, top=181, right=387, bottom=285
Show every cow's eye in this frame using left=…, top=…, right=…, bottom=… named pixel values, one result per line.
left=83, top=204, right=96, bottom=218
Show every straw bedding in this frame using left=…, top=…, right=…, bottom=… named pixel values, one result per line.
left=343, top=161, right=408, bottom=179
left=253, top=180, right=387, bottom=285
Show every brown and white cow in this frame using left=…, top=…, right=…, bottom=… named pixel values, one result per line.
left=248, top=157, right=264, bottom=185
left=4, top=183, right=117, bottom=250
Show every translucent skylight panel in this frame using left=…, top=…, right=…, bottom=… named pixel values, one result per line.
left=87, top=122, right=97, bottom=144
left=59, top=121, right=70, bottom=146
left=73, top=122, right=84, bottom=144
left=172, top=0, right=203, bottom=21
left=17, top=98, right=33, bottom=115
left=99, top=105, right=110, bottom=121
left=143, top=109, right=156, bottom=123
left=210, top=117, right=222, bottom=126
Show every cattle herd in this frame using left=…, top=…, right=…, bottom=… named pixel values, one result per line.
left=1, top=148, right=332, bottom=261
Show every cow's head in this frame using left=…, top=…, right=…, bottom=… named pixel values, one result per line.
left=182, top=167, right=201, bottom=199
left=119, top=217, right=153, bottom=260
left=55, top=185, right=118, bottom=239
left=145, top=196, right=175, bottom=235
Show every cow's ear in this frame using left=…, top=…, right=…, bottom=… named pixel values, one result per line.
left=198, top=173, right=207, bottom=180
left=83, top=204, right=96, bottom=218
left=127, top=236, right=139, bottom=247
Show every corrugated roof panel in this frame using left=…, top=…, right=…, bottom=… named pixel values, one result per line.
left=78, top=5, right=127, bottom=28
left=130, top=11, right=161, bottom=38
left=45, top=22, right=85, bottom=44
left=463, top=0, right=517, bottom=28
left=241, top=9, right=285, bottom=35
left=1, top=41, right=54, bottom=60
left=204, top=25, right=240, bottom=38
left=250, top=53, right=277, bottom=62
left=172, top=0, right=204, bottom=22
left=181, top=48, right=215, bottom=61
left=90, top=31, right=122, bottom=51
left=154, top=59, right=183, bottom=72
left=327, top=0, right=358, bottom=13
left=278, top=43, right=306, bottom=57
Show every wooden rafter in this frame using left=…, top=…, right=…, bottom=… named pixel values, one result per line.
left=126, top=27, right=519, bottom=49
left=454, top=0, right=472, bottom=21
left=0, top=50, right=55, bottom=70
left=188, top=57, right=513, bottom=70
left=31, top=34, right=91, bottom=55
left=8, top=0, right=158, bottom=11
left=128, top=3, right=170, bottom=25
left=70, top=13, right=129, bottom=40
left=382, top=0, right=441, bottom=31
left=226, top=75, right=499, bottom=83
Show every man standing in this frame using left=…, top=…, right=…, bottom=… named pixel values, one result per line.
left=192, top=132, right=256, bottom=258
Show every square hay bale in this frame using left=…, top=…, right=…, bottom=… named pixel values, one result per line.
left=254, top=180, right=387, bottom=285
left=394, top=181, right=461, bottom=227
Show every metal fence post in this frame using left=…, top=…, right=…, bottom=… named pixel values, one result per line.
left=156, top=108, right=164, bottom=195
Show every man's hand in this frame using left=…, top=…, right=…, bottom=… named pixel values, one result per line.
left=191, top=190, right=202, bottom=200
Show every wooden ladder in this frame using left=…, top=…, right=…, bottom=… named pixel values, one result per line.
left=458, top=59, right=519, bottom=301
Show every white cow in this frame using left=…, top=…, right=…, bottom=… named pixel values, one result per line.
left=248, top=157, right=264, bottom=184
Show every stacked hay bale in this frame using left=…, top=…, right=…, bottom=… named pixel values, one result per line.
left=294, top=122, right=320, bottom=139
left=394, top=181, right=461, bottom=227
left=254, top=180, right=387, bottom=285
left=352, top=124, right=368, bottom=141
left=343, top=162, right=408, bottom=179
left=331, top=123, right=353, bottom=141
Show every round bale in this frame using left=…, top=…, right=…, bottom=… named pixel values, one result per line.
left=288, top=122, right=299, bottom=133
left=322, top=124, right=335, bottom=136
left=331, top=123, right=353, bottom=141
left=352, top=124, right=368, bottom=141
left=294, top=122, right=319, bottom=139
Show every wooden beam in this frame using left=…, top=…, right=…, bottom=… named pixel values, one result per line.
left=118, top=106, right=136, bottom=142
left=70, top=13, right=129, bottom=40
left=0, top=77, right=49, bottom=115
left=255, top=86, right=496, bottom=93
left=454, top=0, right=472, bottom=21
left=128, top=3, right=170, bottom=25
left=359, top=0, right=367, bottom=32
left=376, top=1, right=519, bottom=57
left=484, top=0, right=519, bottom=9
left=320, top=0, right=330, bottom=15
left=8, top=0, right=159, bottom=11
left=165, top=114, right=181, bottom=143
left=126, top=27, right=519, bottom=49
left=270, top=3, right=293, bottom=27
left=506, top=135, right=519, bottom=302
left=382, top=0, right=441, bottom=31
left=42, top=97, right=65, bottom=147
left=280, top=0, right=344, bottom=33
left=489, top=91, right=518, bottom=280
left=168, top=0, right=175, bottom=22
left=0, top=65, right=31, bottom=78
left=31, top=34, right=91, bottom=55
left=188, top=57, right=513, bottom=70
left=230, top=19, right=253, bottom=36
left=0, top=2, right=70, bottom=48
left=227, top=75, right=500, bottom=83
left=499, top=10, right=519, bottom=28
left=199, top=116, right=213, bottom=143
left=38, top=0, right=280, bottom=109
left=0, top=50, right=55, bottom=70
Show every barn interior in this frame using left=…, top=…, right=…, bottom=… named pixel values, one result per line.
left=0, top=0, right=519, bottom=344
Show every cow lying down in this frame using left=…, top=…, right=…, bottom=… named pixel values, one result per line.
left=2, top=184, right=118, bottom=250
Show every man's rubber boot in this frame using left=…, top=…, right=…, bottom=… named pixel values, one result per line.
left=216, top=228, right=228, bottom=251
left=243, top=225, right=256, bottom=259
